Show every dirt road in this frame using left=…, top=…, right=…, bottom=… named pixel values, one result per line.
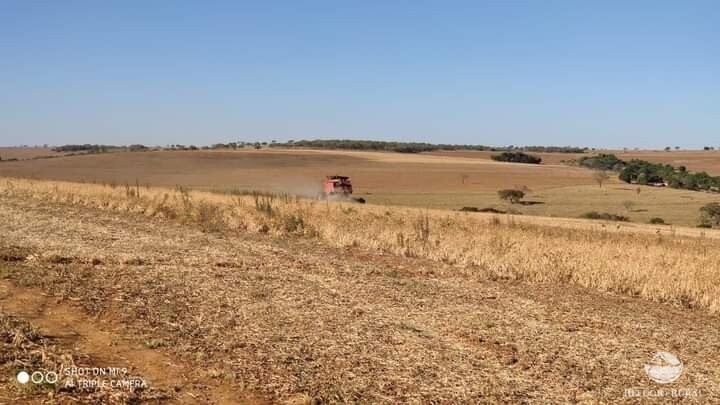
left=0, top=194, right=718, bottom=403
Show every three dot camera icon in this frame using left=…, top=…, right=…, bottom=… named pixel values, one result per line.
left=16, top=370, right=58, bottom=385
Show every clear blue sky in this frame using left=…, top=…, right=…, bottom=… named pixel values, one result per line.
left=1, top=1, right=718, bottom=148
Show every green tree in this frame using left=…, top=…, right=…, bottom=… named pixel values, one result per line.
left=577, top=153, right=625, bottom=171
left=497, top=189, right=525, bottom=204
left=490, top=152, right=542, bottom=164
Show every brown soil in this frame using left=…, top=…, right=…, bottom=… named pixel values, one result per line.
left=0, top=280, right=264, bottom=404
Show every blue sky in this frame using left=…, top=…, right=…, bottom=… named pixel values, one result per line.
left=1, top=1, right=718, bottom=148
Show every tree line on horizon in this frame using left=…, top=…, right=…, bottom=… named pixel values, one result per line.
left=268, top=139, right=586, bottom=154
left=51, top=144, right=149, bottom=153
left=43, top=141, right=720, bottom=156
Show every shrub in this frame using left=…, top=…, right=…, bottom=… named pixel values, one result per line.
left=580, top=211, right=630, bottom=222
left=490, top=152, right=542, bottom=164
left=698, top=203, right=720, bottom=228
left=649, top=217, right=666, bottom=225
left=460, top=207, right=507, bottom=213
left=497, top=189, right=525, bottom=204
left=480, top=207, right=506, bottom=213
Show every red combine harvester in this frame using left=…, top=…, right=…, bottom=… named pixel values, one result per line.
left=322, top=175, right=365, bottom=203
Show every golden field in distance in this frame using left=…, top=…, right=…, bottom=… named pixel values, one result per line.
left=1, top=147, right=719, bottom=227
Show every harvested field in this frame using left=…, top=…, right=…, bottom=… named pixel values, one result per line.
left=0, top=178, right=718, bottom=402
left=0, top=147, right=73, bottom=160
left=1, top=148, right=718, bottom=227
left=0, top=149, right=595, bottom=192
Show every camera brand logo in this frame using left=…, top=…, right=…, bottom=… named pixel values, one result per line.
left=16, top=370, right=58, bottom=385
left=644, top=351, right=683, bottom=384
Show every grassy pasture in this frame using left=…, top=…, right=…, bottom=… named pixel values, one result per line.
left=0, top=148, right=718, bottom=227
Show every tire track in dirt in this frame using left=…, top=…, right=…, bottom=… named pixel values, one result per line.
left=0, top=280, right=264, bottom=405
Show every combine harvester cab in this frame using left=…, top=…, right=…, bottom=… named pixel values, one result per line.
left=323, top=175, right=365, bottom=203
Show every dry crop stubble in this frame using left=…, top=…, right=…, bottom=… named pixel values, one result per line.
left=1, top=177, right=720, bottom=313
left=2, top=177, right=720, bottom=402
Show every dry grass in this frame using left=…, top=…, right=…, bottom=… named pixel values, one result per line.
left=2, top=177, right=720, bottom=314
